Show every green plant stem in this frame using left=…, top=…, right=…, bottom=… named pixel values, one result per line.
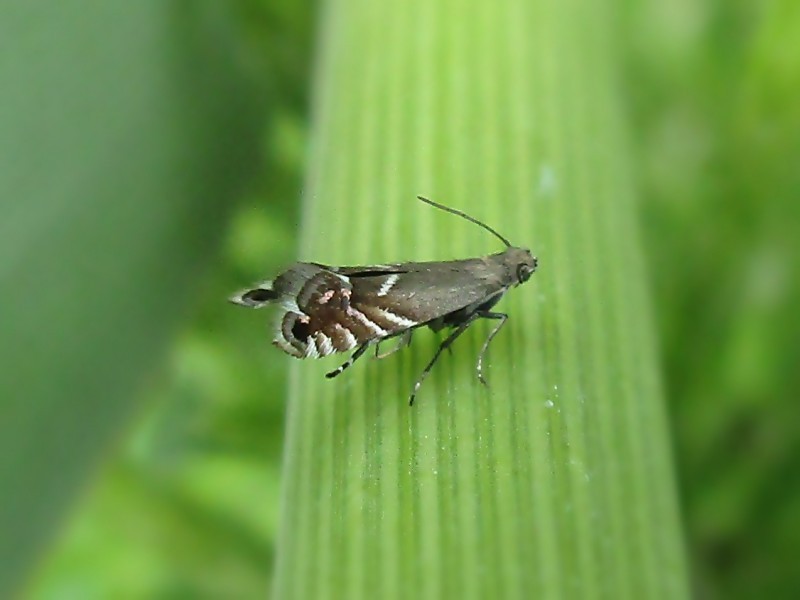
left=273, top=0, right=689, bottom=598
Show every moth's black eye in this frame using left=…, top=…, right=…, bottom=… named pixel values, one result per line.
left=291, top=318, right=311, bottom=341
left=516, top=264, right=532, bottom=283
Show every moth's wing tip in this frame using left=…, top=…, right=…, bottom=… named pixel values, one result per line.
left=229, top=286, right=276, bottom=308
left=228, top=293, right=250, bottom=306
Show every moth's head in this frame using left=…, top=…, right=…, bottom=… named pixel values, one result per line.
left=505, top=247, right=538, bottom=285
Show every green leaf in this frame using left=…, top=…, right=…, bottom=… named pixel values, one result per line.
left=0, top=2, right=262, bottom=594
left=273, top=0, right=689, bottom=598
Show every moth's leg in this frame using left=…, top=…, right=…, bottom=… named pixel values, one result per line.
left=375, top=330, right=413, bottom=359
left=445, top=331, right=454, bottom=356
left=475, top=312, right=508, bottom=385
left=326, top=342, right=371, bottom=379
left=409, top=314, right=478, bottom=406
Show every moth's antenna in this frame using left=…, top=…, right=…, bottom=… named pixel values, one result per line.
left=417, top=196, right=512, bottom=248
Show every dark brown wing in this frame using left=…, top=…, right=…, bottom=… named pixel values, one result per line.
left=335, top=258, right=508, bottom=325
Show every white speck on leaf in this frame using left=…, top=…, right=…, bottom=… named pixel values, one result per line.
left=537, top=164, right=558, bottom=197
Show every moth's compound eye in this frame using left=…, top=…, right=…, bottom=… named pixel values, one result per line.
left=516, top=264, right=532, bottom=283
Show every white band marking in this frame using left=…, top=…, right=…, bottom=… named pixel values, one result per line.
left=334, top=323, right=358, bottom=350
left=377, top=274, right=399, bottom=297
left=316, top=332, right=334, bottom=356
left=304, top=336, right=320, bottom=358
left=347, top=306, right=387, bottom=336
left=376, top=308, right=417, bottom=329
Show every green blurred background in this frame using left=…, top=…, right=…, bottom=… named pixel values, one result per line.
left=0, top=0, right=797, bottom=598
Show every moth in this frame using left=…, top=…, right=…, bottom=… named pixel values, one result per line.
left=230, top=196, right=537, bottom=405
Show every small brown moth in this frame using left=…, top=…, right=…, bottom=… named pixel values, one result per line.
left=230, top=196, right=537, bottom=404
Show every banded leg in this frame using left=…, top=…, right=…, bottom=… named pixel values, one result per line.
left=326, top=342, right=371, bottom=378
left=409, top=314, right=479, bottom=406
left=475, top=311, right=508, bottom=385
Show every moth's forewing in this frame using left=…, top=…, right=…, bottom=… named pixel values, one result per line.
left=332, top=256, right=511, bottom=325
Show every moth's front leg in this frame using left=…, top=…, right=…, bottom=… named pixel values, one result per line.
left=475, top=311, right=508, bottom=385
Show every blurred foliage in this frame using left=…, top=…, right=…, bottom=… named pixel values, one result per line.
left=1, top=0, right=796, bottom=597
left=0, top=0, right=311, bottom=597
left=625, top=0, right=800, bottom=597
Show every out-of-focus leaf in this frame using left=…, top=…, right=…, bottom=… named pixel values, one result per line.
left=0, top=1, right=263, bottom=594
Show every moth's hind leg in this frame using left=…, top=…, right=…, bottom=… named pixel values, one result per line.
left=326, top=342, right=371, bottom=379
left=475, top=311, right=508, bottom=385
left=374, top=330, right=413, bottom=359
